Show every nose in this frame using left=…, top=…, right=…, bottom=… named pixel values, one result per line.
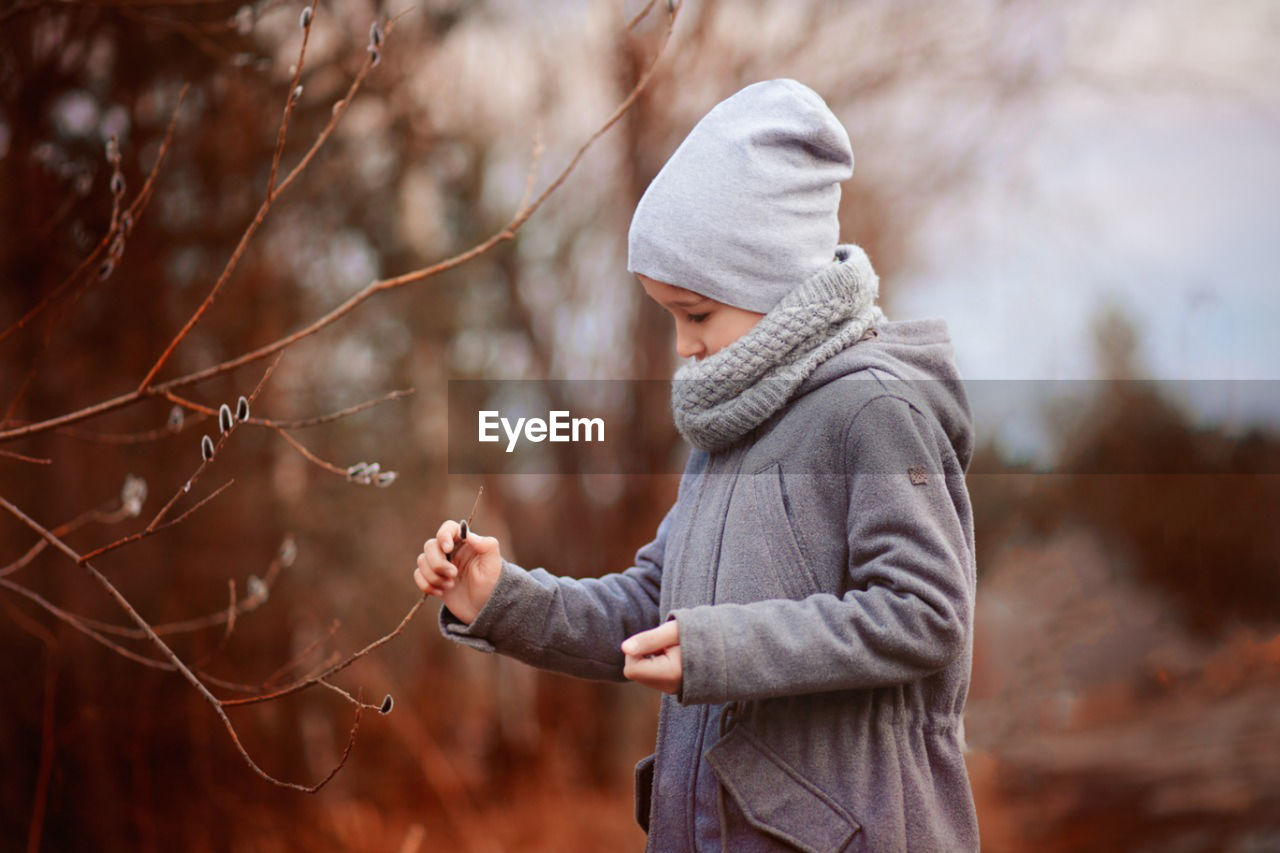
left=675, top=327, right=704, bottom=360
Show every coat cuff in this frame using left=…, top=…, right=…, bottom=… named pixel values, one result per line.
left=669, top=604, right=728, bottom=705
left=437, top=558, right=548, bottom=653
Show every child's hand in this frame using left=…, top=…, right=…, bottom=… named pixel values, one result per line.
left=621, top=620, right=683, bottom=695
left=413, top=519, right=502, bottom=625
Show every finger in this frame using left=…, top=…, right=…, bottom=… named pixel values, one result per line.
left=413, top=566, right=443, bottom=596
left=416, top=566, right=451, bottom=596
left=419, top=568, right=445, bottom=594
left=621, top=621, right=678, bottom=656
left=621, top=631, right=655, bottom=656
left=623, top=653, right=676, bottom=683
left=423, top=538, right=458, bottom=578
left=623, top=654, right=655, bottom=683
left=435, top=519, right=462, bottom=555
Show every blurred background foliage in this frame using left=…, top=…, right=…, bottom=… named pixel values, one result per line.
left=2, top=0, right=1278, bottom=850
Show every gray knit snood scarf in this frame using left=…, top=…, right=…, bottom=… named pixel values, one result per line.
left=671, top=243, right=887, bottom=452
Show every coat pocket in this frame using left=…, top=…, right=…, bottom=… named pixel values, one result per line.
left=634, top=752, right=656, bottom=833
left=750, top=463, right=823, bottom=600
left=705, top=726, right=860, bottom=853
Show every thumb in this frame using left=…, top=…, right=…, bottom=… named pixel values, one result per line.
left=622, top=622, right=675, bottom=656
left=465, top=532, right=500, bottom=555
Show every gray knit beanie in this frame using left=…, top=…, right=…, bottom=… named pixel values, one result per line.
left=627, top=78, right=854, bottom=314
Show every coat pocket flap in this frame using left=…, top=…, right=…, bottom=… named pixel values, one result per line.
left=705, top=727, right=860, bottom=853
left=634, top=752, right=656, bottom=833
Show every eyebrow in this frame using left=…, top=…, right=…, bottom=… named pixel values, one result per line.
left=668, top=294, right=708, bottom=308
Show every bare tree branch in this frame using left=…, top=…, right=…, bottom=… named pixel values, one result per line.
left=0, top=2, right=685, bottom=797
left=0, top=3, right=681, bottom=445
left=134, top=10, right=368, bottom=392
left=0, top=83, right=189, bottom=348
left=2, top=484, right=144, bottom=578
left=0, top=495, right=361, bottom=792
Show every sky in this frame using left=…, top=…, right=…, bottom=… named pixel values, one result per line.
left=890, top=5, right=1280, bottom=463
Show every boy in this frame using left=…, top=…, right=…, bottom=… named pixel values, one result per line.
left=415, top=79, right=979, bottom=852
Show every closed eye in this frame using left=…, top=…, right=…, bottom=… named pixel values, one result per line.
left=687, top=312, right=709, bottom=324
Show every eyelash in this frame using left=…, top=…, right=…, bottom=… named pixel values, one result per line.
left=687, top=313, right=709, bottom=324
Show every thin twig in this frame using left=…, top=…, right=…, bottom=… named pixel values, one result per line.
left=29, top=651, right=57, bottom=853
left=32, top=191, right=80, bottom=242
left=198, top=649, right=342, bottom=695
left=221, top=595, right=427, bottom=707
left=79, top=546, right=286, bottom=640
left=0, top=576, right=175, bottom=670
left=145, top=356, right=279, bottom=533
left=54, top=412, right=208, bottom=445
left=264, top=620, right=342, bottom=687
left=273, top=428, right=348, bottom=476
left=221, top=578, right=237, bottom=645
left=516, top=122, right=545, bottom=217
left=163, top=390, right=361, bottom=477
left=259, top=388, right=415, bottom=429
left=626, top=0, right=660, bottom=31
left=5, top=384, right=408, bottom=445
left=0, top=448, right=51, bottom=464
left=265, top=9, right=313, bottom=200
left=192, top=577, right=240, bottom=671
left=153, top=387, right=412, bottom=430
left=318, top=678, right=383, bottom=711
left=76, top=479, right=233, bottom=564
left=2, top=494, right=140, bottom=578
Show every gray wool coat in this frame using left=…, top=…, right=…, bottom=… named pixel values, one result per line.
left=439, top=317, right=980, bottom=852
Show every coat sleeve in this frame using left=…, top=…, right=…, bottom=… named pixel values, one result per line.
left=437, top=501, right=674, bottom=682
left=670, top=394, right=973, bottom=705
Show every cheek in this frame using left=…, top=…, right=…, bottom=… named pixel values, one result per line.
left=721, top=316, right=752, bottom=344
left=712, top=312, right=763, bottom=353
left=704, top=321, right=738, bottom=353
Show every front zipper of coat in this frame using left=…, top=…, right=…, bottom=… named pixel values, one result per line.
left=644, top=443, right=750, bottom=852
left=644, top=446, right=710, bottom=853
left=689, top=444, right=748, bottom=852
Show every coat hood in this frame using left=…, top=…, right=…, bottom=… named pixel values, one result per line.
left=794, top=317, right=975, bottom=472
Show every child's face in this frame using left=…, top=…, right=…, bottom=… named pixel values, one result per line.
left=639, top=275, right=765, bottom=361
